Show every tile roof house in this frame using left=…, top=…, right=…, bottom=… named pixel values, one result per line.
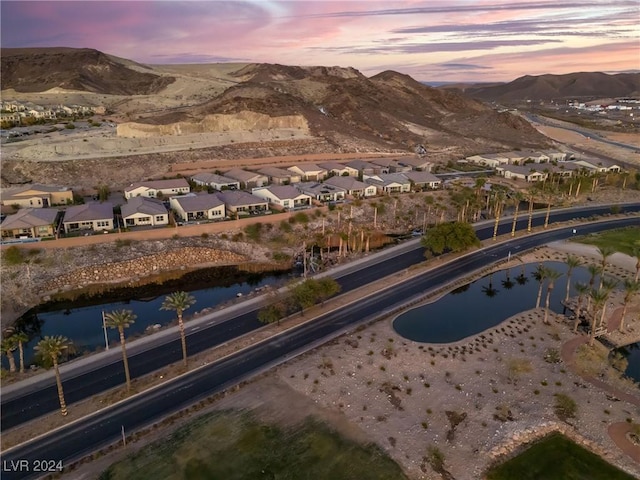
left=287, top=164, right=328, bottom=182
left=397, top=157, right=433, bottom=172
left=215, top=190, right=269, bottom=215
left=190, top=173, right=240, bottom=191
left=121, top=197, right=169, bottom=227
left=364, top=173, right=412, bottom=194
left=0, top=184, right=74, bottom=208
left=317, top=162, right=359, bottom=177
left=0, top=207, right=60, bottom=239
left=345, top=160, right=377, bottom=176
left=369, top=157, right=411, bottom=174
left=169, top=193, right=225, bottom=222
left=257, top=167, right=302, bottom=185
left=62, top=202, right=114, bottom=233
left=251, top=186, right=312, bottom=210
left=495, top=165, right=548, bottom=182
left=322, top=176, right=377, bottom=197
left=465, top=153, right=510, bottom=168
left=295, top=182, right=346, bottom=202
left=402, top=171, right=442, bottom=190
left=124, top=178, right=190, bottom=199
left=223, top=168, right=269, bottom=188
left=572, top=158, right=621, bottom=173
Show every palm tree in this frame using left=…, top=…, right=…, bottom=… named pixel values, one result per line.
left=588, top=290, right=608, bottom=346
left=532, top=264, right=549, bottom=308
left=585, top=264, right=602, bottom=310
left=573, top=282, right=590, bottom=332
left=543, top=269, right=563, bottom=325
left=492, top=190, right=505, bottom=240
left=104, top=309, right=136, bottom=392
left=619, top=279, right=640, bottom=333
left=596, top=245, right=615, bottom=288
left=631, top=246, right=640, bottom=281
left=1, top=336, right=17, bottom=373
left=510, top=192, right=524, bottom=237
left=161, top=291, right=196, bottom=368
left=11, top=331, right=29, bottom=373
left=564, top=254, right=582, bottom=302
left=34, top=336, right=72, bottom=416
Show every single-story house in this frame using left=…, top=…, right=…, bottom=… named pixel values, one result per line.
left=397, top=157, right=433, bottom=172
left=0, top=207, right=60, bottom=239
left=223, top=168, right=269, bottom=188
left=364, top=173, right=412, bottom=194
left=124, top=178, right=190, bottom=199
left=317, top=162, right=359, bottom=177
left=257, top=167, right=302, bottom=185
left=63, top=202, right=114, bottom=233
left=322, top=176, right=377, bottom=197
left=369, top=157, right=411, bottom=174
left=170, top=193, right=225, bottom=222
left=465, top=153, right=510, bottom=168
left=287, top=164, right=328, bottom=182
left=295, top=182, right=346, bottom=202
left=345, top=160, right=377, bottom=176
left=216, top=190, right=269, bottom=216
left=190, top=173, right=240, bottom=191
left=121, top=197, right=169, bottom=227
left=0, top=184, right=74, bottom=208
left=551, top=162, right=584, bottom=177
left=572, top=159, right=621, bottom=173
left=526, top=151, right=551, bottom=163
left=251, top=186, right=312, bottom=210
left=544, top=150, right=568, bottom=162
left=402, top=171, right=442, bottom=190
left=495, top=165, right=548, bottom=182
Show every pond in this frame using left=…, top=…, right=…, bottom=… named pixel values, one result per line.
left=393, top=261, right=640, bottom=383
left=6, top=266, right=292, bottom=368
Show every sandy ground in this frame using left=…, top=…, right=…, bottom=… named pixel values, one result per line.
left=28, top=234, right=640, bottom=480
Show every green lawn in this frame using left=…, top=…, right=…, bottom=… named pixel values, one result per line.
left=576, top=226, right=640, bottom=257
left=99, top=411, right=408, bottom=480
left=485, top=433, right=635, bottom=480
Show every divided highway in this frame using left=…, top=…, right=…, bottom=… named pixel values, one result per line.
left=0, top=206, right=638, bottom=476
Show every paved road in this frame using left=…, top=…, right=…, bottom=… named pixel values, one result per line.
left=1, top=203, right=638, bottom=434
left=1, top=214, right=638, bottom=480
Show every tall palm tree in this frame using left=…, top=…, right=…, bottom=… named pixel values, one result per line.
left=588, top=290, right=608, bottom=346
left=510, top=192, right=524, bottom=237
left=596, top=245, right=615, bottom=288
left=1, top=336, right=17, bottom=373
left=492, top=190, right=505, bottom=241
left=11, top=331, right=29, bottom=373
left=619, top=279, right=640, bottom=333
left=585, top=264, right=602, bottom=310
left=104, top=309, right=136, bottom=392
left=564, top=254, right=582, bottom=302
left=532, top=264, right=549, bottom=308
left=543, top=269, right=563, bottom=325
left=34, top=336, right=72, bottom=416
left=631, top=246, right=640, bottom=282
left=161, top=291, right=196, bottom=368
left=596, top=277, right=618, bottom=330
left=573, top=282, right=590, bottom=332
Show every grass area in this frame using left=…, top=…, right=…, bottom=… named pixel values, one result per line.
left=485, top=433, right=635, bottom=480
left=576, top=226, right=640, bottom=257
left=98, top=411, right=408, bottom=480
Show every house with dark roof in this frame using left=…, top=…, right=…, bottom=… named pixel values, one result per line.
left=121, top=197, right=169, bottom=227
left=0, top=207, right=60, bottom=239
left=364, top=173, right=411, bottom=194
left=402, top=171, right=442, bottom=190
left=252, top=186, right=312, bottom=210
left=215, top=190, right=269, bottom=216
left=124, top=179, right=190, bottom=199
left=323, top=176, right=377, bottom=197
left=62, top=202, right=114, bottom=233
left=344, top=160, right=377, bottom=176
left=397, top=157, right=433, bottom=172
left=317, top=161, right=359, bottom=177
left=287, top=164, right=328, bottom=182
left=169, top=193, right=225, bottom=222
left=190, top=173, right=240, bottom=191
left=495, top=165, right=548, bottom=182
left=295, top=182, right=346, bottom=202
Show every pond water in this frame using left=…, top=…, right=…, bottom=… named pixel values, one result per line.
left=6, top=267, right=291, bottom=368
left=393, top=261, right=640, bottom=383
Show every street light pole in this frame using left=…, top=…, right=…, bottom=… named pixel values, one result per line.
left=102, top=310, right=109, bottom=350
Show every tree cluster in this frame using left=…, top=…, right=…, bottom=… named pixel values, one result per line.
left=420, top=221, right=480, bottom=257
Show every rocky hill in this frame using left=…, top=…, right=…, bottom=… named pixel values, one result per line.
left=1, top=47, right=175, bottom=95
left=449, top=72, right=640, bottom=103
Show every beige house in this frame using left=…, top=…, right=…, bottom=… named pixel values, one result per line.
left=323, top=176, right=377, bottom=197
left=0, top=208, right=60, bottom=239
left=318, top=162, right=359, bottom=177
left=397, top=157, right=433, bottom=172
left=257, top=167, right=302, bottom=185
left=190, top=173, right=240, bottom=191
left=121, top=197, right=169, bottom=227
left=251, top=186, right=312, bottom=210
left=63, top=202, right=114, bottom=233
left=1, top=184, right=74, bottom=208
left=224, top=169, right=269, bottom=188
left=402, top=171, right=442, bottom=190
left=287, top=164, right=328, bottom=182
left=495, top=165, right=548, bottom=182
left=170, top=193, right=225, bottom=222
left=216, top=191, right=269, bottom=216
left=124, top=179, right=190, bottom=199
left=364, top=173, right=412, bottom=194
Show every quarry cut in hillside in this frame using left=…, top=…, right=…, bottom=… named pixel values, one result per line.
left=117, top=111, right=310, bottom=138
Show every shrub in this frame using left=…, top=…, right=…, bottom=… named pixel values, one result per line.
left=244, top=223, right=262, bottom=241
left=554, top=393, right=577, bottom=421
left=65, top=122, right=76, bottom=129
left=3, top=246, right=24, bottom=265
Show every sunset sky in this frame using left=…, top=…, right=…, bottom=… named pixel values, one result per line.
left=2, top=1, right=638, bottom=83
